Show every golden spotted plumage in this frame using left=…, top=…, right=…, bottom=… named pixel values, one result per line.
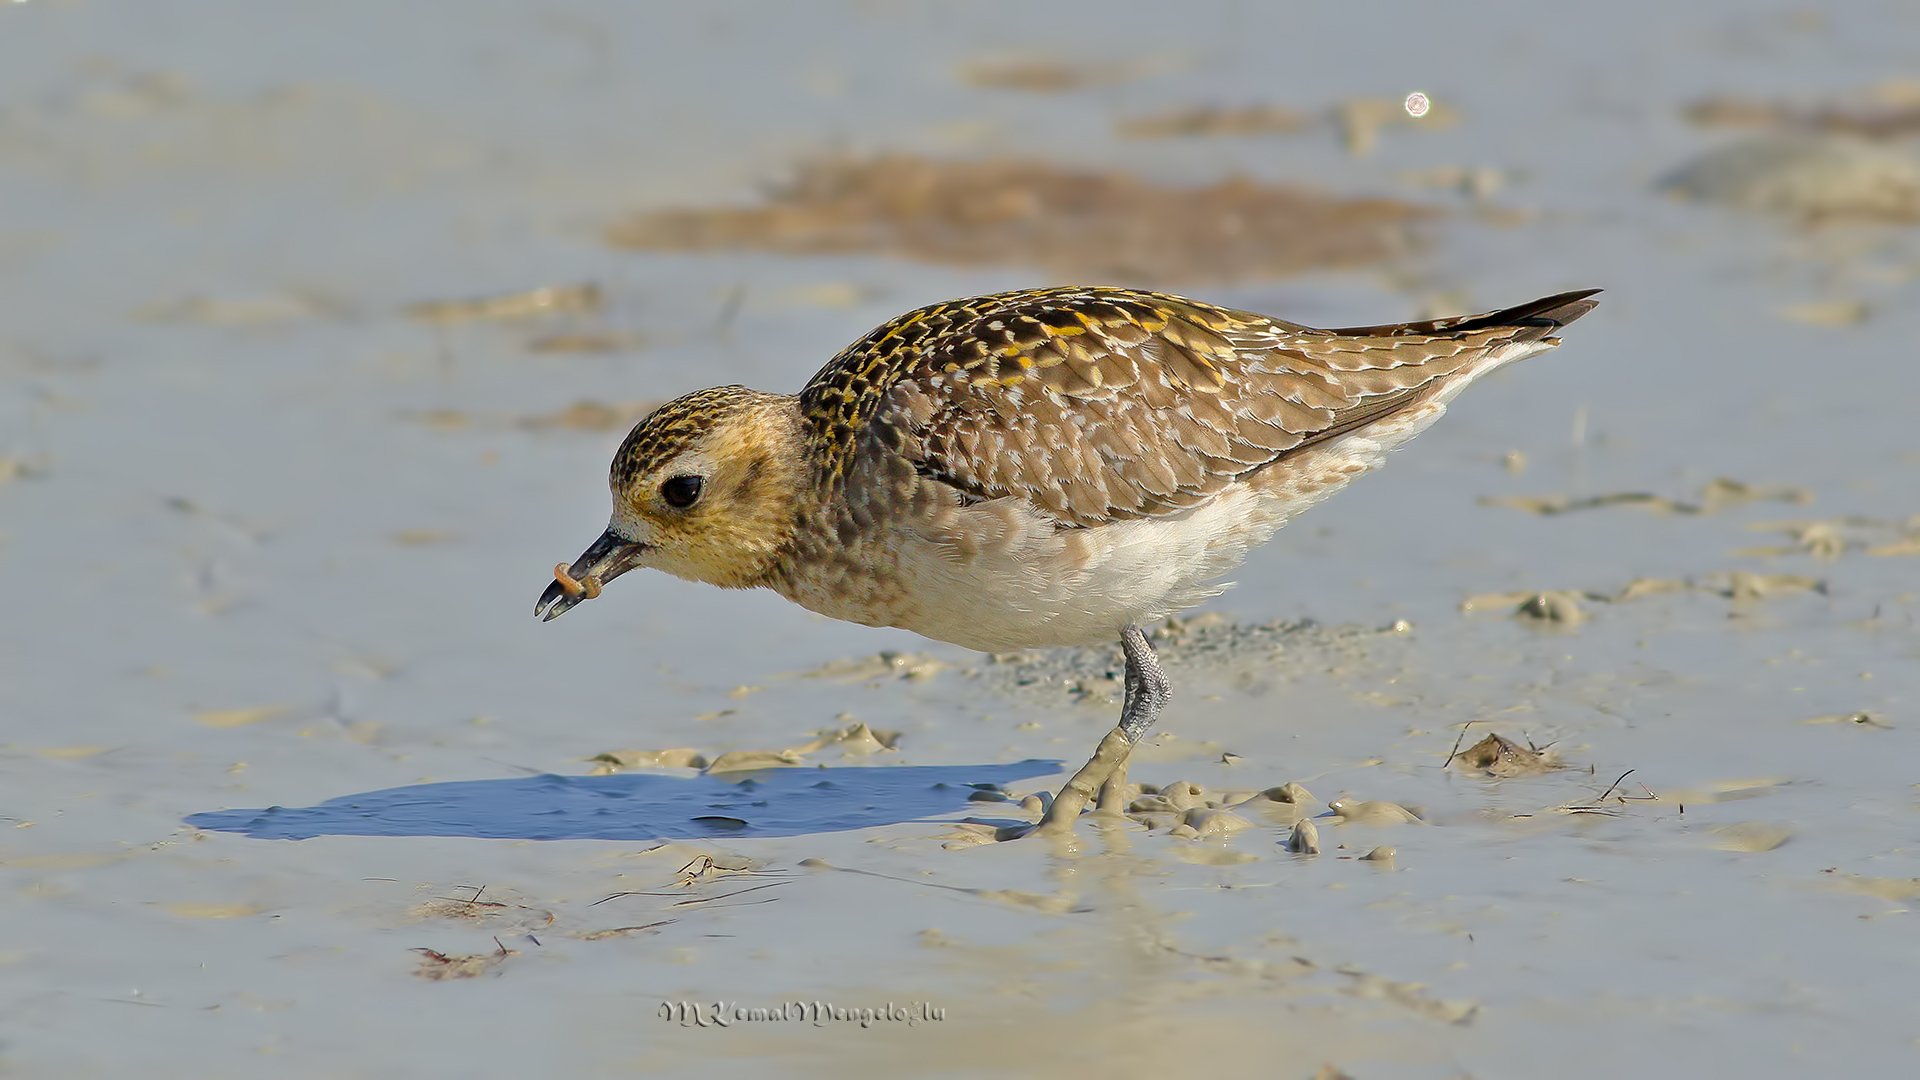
left=538, top=284, right=1601, bottom=841
left=791, top=286, right=1597, bottom=525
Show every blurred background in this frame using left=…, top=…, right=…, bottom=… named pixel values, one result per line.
left=2, top=2, right=1917, bottom=1077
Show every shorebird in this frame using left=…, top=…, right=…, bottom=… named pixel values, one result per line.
left=535, top=286, right=1600, bottom=840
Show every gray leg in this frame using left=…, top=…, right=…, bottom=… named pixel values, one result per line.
left=1097, top=625, right=1171, bottom=813
left=1116, top=624, right=1172, bottom=744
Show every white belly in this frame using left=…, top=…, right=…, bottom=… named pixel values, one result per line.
left=882, top=484, right=1270, bottom=651
left=880, top=398, right=1459, bottom=652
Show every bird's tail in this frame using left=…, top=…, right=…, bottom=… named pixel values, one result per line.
left=1328, top=288, right=1602, bottom=342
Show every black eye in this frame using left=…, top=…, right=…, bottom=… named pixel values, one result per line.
left=660, top=475, right=703, bottom=508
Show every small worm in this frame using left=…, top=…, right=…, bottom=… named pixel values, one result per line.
left=553, top=563, right=603, bottom=599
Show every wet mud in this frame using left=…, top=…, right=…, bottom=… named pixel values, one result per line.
left=3, top=3, right=1917, bottom=1079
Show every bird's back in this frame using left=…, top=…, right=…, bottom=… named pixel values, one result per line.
left=798, top=286, right=1598, bottom=527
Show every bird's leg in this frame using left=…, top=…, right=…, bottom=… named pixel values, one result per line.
left=1099, top=624, right=1171, bottom=812
left=1116, top=623, right=1172, bottom=741
left=1020, top=625, right=1171, bottom=837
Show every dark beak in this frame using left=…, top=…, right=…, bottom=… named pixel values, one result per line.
left=533, top=529, right=649, bottom=621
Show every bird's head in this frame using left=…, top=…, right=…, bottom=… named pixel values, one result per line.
left=534, top=386, right=807, bottom=621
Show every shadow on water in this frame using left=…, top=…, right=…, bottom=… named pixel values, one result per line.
left=183, top=761, right=1062, bottom=841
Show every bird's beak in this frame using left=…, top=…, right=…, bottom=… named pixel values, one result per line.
left=533, top=529, right=649, bottom=621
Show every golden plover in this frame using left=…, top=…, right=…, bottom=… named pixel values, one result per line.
left=535, top=286, right=1600, bottom=839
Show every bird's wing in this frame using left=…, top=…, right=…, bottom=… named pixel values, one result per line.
left=800, top=287, right=1599, bottom=527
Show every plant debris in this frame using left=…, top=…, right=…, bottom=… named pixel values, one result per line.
left=412, top=938, right=516, bottom=980
left=1553, top=770, right=1662, bottom=817
left=1446, top=732, right=1561, bottom=777
left=411, top=886, right=555, bottom=931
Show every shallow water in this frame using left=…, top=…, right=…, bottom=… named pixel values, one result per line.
left=3, top=2, right=1917, bottom=1077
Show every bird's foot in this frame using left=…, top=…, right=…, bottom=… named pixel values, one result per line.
left=957, top=727, right=1133, bottom=845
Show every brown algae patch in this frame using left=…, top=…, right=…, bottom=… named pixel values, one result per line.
left=604, top=155, right=1433, bottom=286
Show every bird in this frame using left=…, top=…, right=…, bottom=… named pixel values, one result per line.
left=534, top=285, right=1600, bottom=840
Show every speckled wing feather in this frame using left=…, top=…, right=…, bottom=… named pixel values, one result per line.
left=799, top=287, right=1599, bottom=527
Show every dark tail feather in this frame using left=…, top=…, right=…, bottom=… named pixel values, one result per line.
left=1328, top=288, right=1602, bottom=339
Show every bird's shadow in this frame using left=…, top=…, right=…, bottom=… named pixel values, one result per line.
left=182, top=761, right=1061, bottom=842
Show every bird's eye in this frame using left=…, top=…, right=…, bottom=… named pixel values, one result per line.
left=660, top=475, right=703, bottom=508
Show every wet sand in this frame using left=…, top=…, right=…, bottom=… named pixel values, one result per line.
left=2, top=2, right=1917, bottom=1077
